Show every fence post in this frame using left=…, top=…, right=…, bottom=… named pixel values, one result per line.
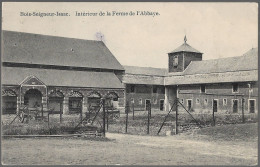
left=175, top=98, right=178, bottom=135
left=212, top=108, right=215, bottom=126
left=60, top=102, right=62, bottom=123
left=132, top=103, right=135, bottom=120
left=147, top=103, right=151, bottom=134
left=242, top=98, right=245, bottom=123
left=106, top=109, right=109, bottom=130
left=102, top=98, right=106, bottom=137
left=125, top=101, right=129, bottom=133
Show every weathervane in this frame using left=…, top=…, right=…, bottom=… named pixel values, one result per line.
left=184, top=35, right=187, bottom=43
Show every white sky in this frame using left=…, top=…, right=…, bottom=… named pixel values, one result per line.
left=2, top=2, right=258, bottom=68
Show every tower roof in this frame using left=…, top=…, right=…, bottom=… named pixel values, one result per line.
left=169, top=36, right=202, bottom=54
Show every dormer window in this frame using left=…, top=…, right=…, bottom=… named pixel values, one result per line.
left=232, top=83, right=239, bottom=93
left=173, top=55, right=178, bottom=67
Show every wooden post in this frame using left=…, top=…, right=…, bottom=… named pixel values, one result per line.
left=102, top=98, right=106, bottom=137
left=41, top=104, right=44, bottom=118
left=106, top=109, right=109, bottom=130
left=212, top=108, right=215, bottom=126
left=60, top=102, right=62, bottom=123
left=132, top=103, right=135, bottom=120
left=147, top=103, right=151, bottom=134
left=48, top=112, right=50, bottom=134
left=242, top=98, right=245, bottom=123
left=175, top=98, right=178, bottom=135
left=125, top=101, right=129, bottom=133
left=80, top=100, right=83, bottom=122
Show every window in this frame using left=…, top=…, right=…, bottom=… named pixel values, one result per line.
left=131, top=98, right=134, bottom=104
left=204, top=99, right=208, bottom=105
left=153, top=86, right=157, bottom=93
left=69, top=97, right=82, bottom=113
left=223, top=98, right=227, bottom=106
left=180, top=99, right=184, bottom=104
left=130, top=85, right=135, bottom=93
left=248, top=99, right=255, bottom=113
left=196, top=98, right=200, bottom=104
left=173, top=55, right=178, bottom=67
left=139, top=98, right=142, bottom=105
left=200, top=85, right=206, bottom=93
left=232, top=83, right=239, bottom=93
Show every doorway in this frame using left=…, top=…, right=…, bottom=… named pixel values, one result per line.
left=232, top=99, right=238, bottom=113
left=213, top=99, right=218, bottom=112
left=187, top=99, right=192, bottom=111
left=145, top=99, right=151, bottom=110
left=24, top=89, right=42, bottom=108
left=159, top=99, right=164, bottom=111
left=249, top=99, right=255, bottom=113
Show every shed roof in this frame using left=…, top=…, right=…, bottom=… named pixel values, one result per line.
left=169, top=42, right=202, bottom=54
left=2, top=67, right=124, bottom=89
left=123, top=65, right=167, bottom=76
left=182, top=48, right=258, bottom=75
left=2, top=30, right=124, bottom=71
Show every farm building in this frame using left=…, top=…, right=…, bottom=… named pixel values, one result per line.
left=2, top=30, right=125, bottom=115
left=1, top=30, right=258, bottom=116
left=123, top=38, right=258, bottom=114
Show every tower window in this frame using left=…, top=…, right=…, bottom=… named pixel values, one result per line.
left=173, top=55, right=178, bottom=67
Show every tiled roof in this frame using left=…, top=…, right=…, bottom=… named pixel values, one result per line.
left=166, top=48, right=258, bottom=85
left=122, top=74, right=165, bottom=85
left=182, top=48, right=258, bottom=75
left=165, top=70, right=257, bottom=85
left=2, top=30, right=124, bottom=71
left=169, top=42, right=202, bottom=54
left=123, top=65, right=168, bottom=76
left=2, top=67, right=124, bottom=89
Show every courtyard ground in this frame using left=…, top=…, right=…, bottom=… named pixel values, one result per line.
left=1, top=123, right=258, bottom=165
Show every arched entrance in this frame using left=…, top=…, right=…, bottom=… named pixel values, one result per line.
left=68, top=91, right=83, bottom=114
left=88, top=91, right=101, bottom=109
left=24, top=89, right=42, bottom=108
left=2, top=89, right=17, bottom=114
left=105, top=92, right=119, bottom=109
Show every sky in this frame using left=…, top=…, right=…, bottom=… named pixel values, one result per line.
left=2, top=2, right=258, bottom=68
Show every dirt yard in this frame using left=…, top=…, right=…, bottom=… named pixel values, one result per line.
left=2, top=123, right=258, bottom=165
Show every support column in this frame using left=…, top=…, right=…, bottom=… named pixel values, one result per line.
left=42, top=95, right=48, bottom=111
left=165, top=87, right=169, bottom=112
left=63, top=95, right=69, bottom=114
left=82, top=97, right=88, bottom=114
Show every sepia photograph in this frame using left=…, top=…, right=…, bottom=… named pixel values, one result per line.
left=1, top=2, right=258, bottom=166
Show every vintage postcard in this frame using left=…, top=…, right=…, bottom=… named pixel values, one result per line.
left=1, top=2, right=258, bottom=166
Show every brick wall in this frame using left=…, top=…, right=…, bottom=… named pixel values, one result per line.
left=177, top=82, right=258, bottom=114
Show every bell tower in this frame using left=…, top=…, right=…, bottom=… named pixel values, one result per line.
left=168, top=36, right=203, bottom=73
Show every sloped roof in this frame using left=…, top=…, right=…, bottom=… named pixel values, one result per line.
left=2, top=30, right=124, bottom=71
left=122, top=74, right=165, bottom=85
left=165, top=70, right=257, bottom=85
left=2, top=67, right=124, bottom=89
left=123, top=65, right=168, bottom=76
left=182, top=48, right=258, bottom=75
left=169, top=42, right=202, bottom=54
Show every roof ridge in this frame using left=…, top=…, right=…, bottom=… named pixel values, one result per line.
left=3, top=30, right=101, bottom=43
